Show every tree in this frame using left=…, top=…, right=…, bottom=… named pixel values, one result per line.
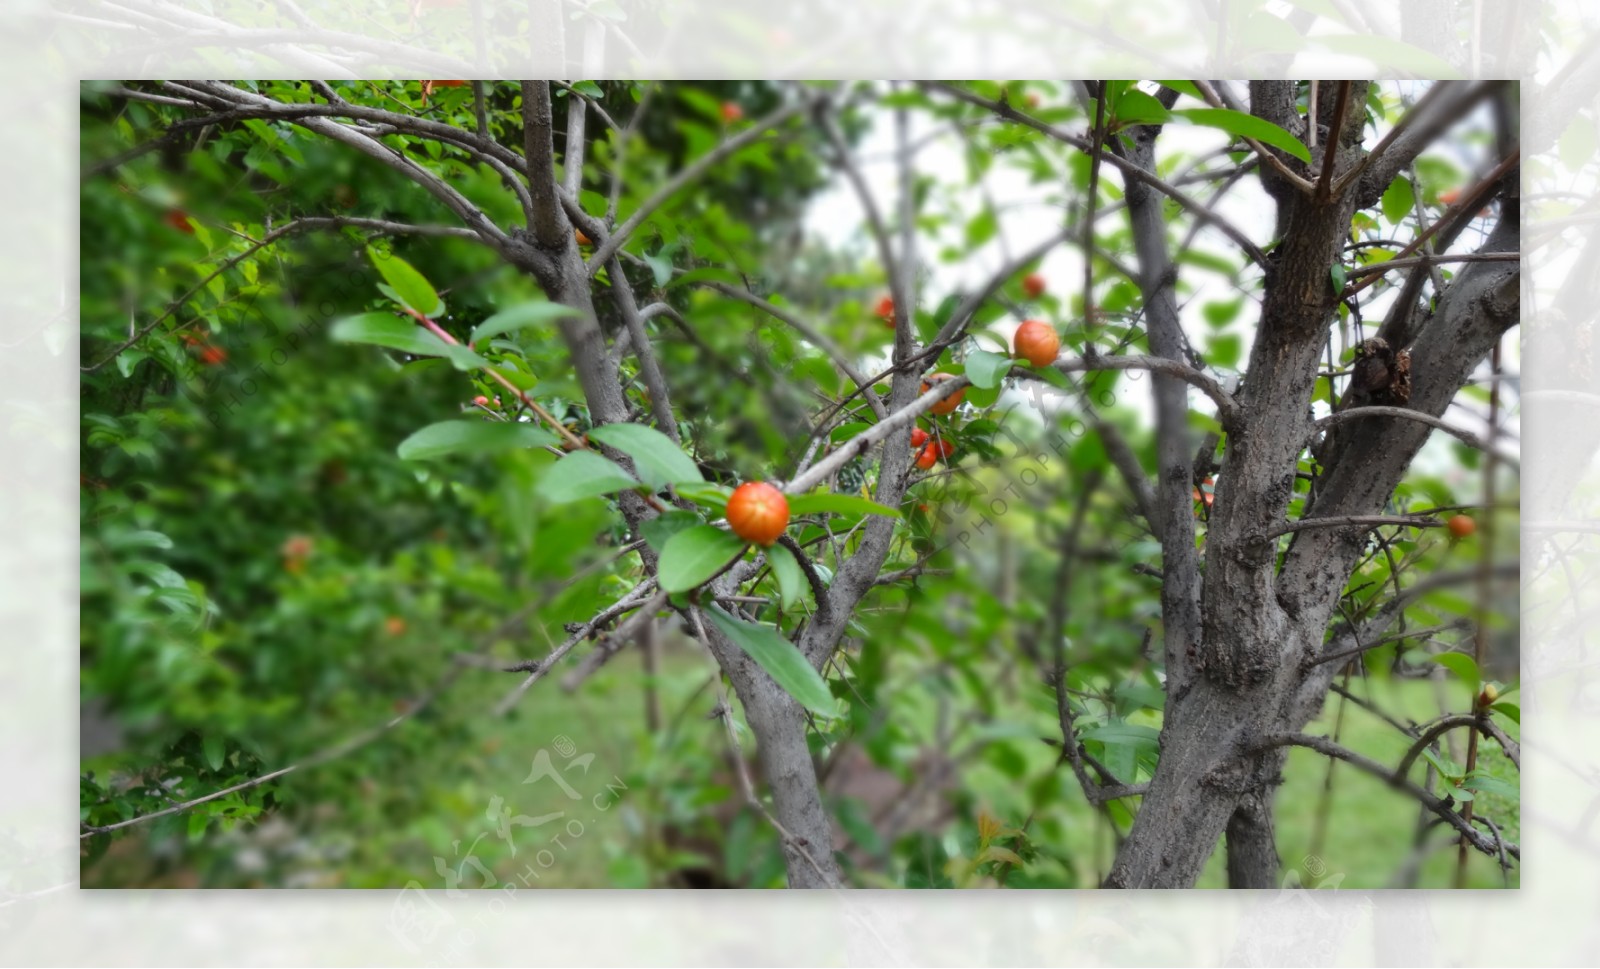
left=81, top=79, right=1519, bottom=889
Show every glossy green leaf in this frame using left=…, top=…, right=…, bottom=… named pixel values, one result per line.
left=587, top=423, right=703, bottom=486
left=1430, top=651, right=1480, bottom=690
left=965, top=349, right=1014, bottom=389
left=367, top=246, right=443, bottom=316
left=202, top=734, right=225, bottom=772
left=1381, top=176, right=1415, bottom=225
left=1173, top=108, right=1312, bottom=163
left=397, top=420, right=557, bottom=461
left=705, top=606, right=840, bottom=719
left=785, top=493, right=900, bottom=519
left=534, top=451, right=638, bottom=504
left=330, top=313, right=455, bottom=357
left=766, top=541, right=804, bottom=611
left=1115, top=89, right=1174, bottom=126
left=469, top=301, right=580, bottom=344
left=676, top=482, right=734, bottom=511
left=640, top=510, right=701, bottom=554
left=658, top=525, right=747, bottom=593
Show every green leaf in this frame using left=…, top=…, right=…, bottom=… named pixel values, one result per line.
left=785, top=493, right=901, bottom=519
left=766, top=541, right=805, bottom=611
left=965, top=349, right=1014, bottom=389
left=587, top=423, right=703, bottom=486
left=330, top=312, right=455, bottom=357
left=1490, top=700, right=1520, bottom=724
left=1430, top=651, right=1480, bottom=690
left=658, top=525, right=747, bottom=593
left=705, top=607, right=840, bottom=719
left=1463, top=771, right=1518, bottom=801
left=202, top=734, right=225, bottom=772
left=1080, top=722, right=1161, bottom=749
left=1381, top=176, right=1415, bottom=225
left=640, top=510, right=701, bottom=554
left=676, top=482, right=734, bottom=511
left=1173, top=108, right=1312, bottom=163
left=1202, top=298, right=1244, bottom=328
left=1205, top=333, right=1242, bottom=369
left=1330, top=262, right=1347, bottom=294
left=1114, top=89, right=1174, bottom=126
left=397, top=420, right=557, bottom=461
left=965, top=209, right=998, bottom=248
left=187, top=812, right=209, bottom=843
left=534, top=451, right=638, bottom=504
left=469, top=301, right=579, bottom=344
left=367, top=246, right=443, bottom=316
left=1156, top=80, right=1203, bottom=101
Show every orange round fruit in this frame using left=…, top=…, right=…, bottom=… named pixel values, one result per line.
left=910, top=428, right=929, bottom=449
left=720, top=101, right=744, bottom=123
left=1022, top=273, right=1047, bottom=299
left=575, top=227, right=592, bottom=246
left=726, top=481, right=790, bottom=546
left=875, top=294, right=897, bottom=328
left=915, top=442, right=939, bottom=470
left=1013, top=320, right=1060, bottom=367
left=921, top=372, right=965, bottom=416
left=1447, top=514, right=1476, bottom=539
left=936, top=439, right=955, bottom=459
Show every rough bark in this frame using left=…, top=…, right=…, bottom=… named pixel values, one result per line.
left=1107, top=80, right=1519, bottom=888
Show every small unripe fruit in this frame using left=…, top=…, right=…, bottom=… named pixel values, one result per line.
left=1013, top=320, right=1060, bottom=367
left=384, top=616, right=407, bottom=637
left=720, top=101, right=744, bottom=123
left=875, top=294, right=896, bottom=328
left=915, top=442, right=939, bottom=470
left=1477, top=682, right=1500, bottom=708
left=921, top=372, right=965, bottom=416
left=726, top=481, right=789, bottom=546
left=1447, top=514, right=1476, bottom=539
left=1022, top=273, right=1047, bottom=299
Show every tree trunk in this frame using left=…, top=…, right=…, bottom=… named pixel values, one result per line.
left=1226, top=789, right=1282, bottom=888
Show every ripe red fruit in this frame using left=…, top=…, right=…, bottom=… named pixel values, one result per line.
left=1013, top=320, right=1060, bottom=367
left=165, top=209, right=194, bottom=233
left=199, top=345, right=227, bottom=366
left=1022, top=273, right=1047, bottom=299
left=720, top=101, right=744, bottom=123
left=910, top=428, right=929, bottom=449
left=726, top=481, right=790, bottom=546
left=936, top=439, right=955, bottom=459
left=921, top=372, right=965, bottom=416
left=473, top=395, right=490, bottom=407
left=1447, top=514, right=1476, bottom=539
left=875, top=294, right=896, bottom=328
left=915, top=442, right=939, bottom=470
